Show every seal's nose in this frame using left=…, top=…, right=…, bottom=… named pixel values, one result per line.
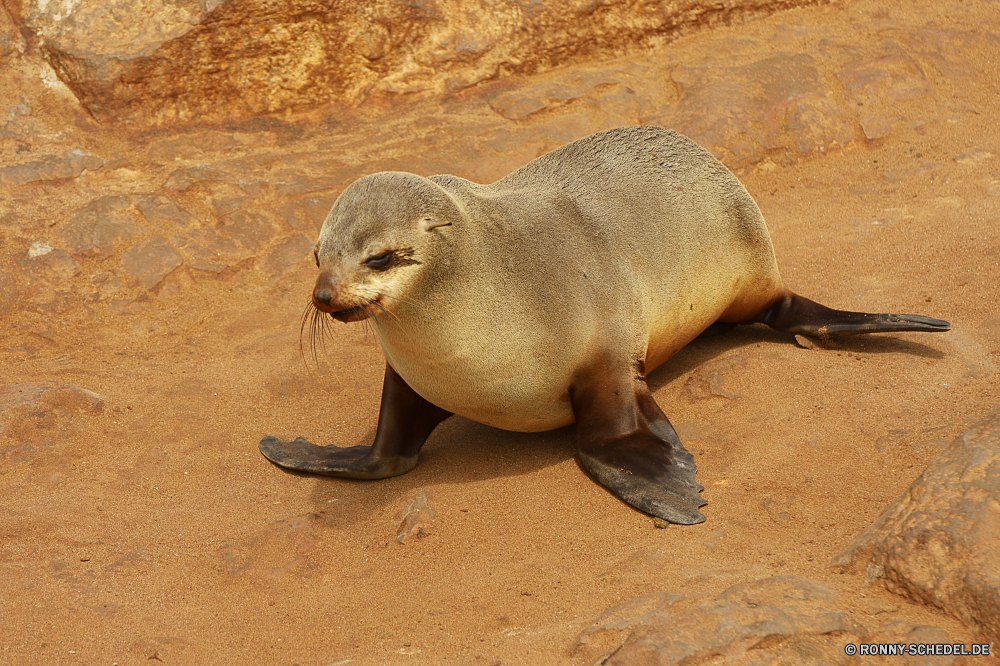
left=315, top=288, right=333, bottom=306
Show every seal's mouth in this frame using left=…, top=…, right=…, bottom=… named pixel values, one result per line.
left=329, top=305, right=369, bottom=322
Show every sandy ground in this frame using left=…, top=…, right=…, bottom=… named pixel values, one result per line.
left=2, top=1, right=1000, bottom=664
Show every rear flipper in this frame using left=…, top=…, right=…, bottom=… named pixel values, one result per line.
left=571, top=357, right=706, bottom=525
left=754, top=293, right=950, bottom=337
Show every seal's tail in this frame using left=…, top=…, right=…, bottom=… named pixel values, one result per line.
left=753, top=293, right=950, bottom=337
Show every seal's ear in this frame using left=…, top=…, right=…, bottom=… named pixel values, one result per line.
left=420, top=216, right=452, bottom=232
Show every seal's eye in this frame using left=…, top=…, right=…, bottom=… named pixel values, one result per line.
left=364, top=250, right=394, bottom=270
left=313, top=250, right=319, bottom=268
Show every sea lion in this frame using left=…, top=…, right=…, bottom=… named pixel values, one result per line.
left=259, top=125, right=949, bottom=524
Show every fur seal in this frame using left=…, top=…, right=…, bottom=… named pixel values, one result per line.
left=259, top=126, right=949, bottom=524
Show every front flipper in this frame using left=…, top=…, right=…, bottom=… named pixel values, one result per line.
left=259, top=363, right=451, bottom=480
left=571, top=358, right=707, bottom=524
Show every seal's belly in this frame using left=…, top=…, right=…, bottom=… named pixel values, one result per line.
left=375, top=295, right=731, bottom=433
left=380, top=339, right=578, bottom=432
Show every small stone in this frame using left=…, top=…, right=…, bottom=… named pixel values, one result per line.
left=58, top=195, right=146, bottom=255
left=396, top=491, right=435, bottom=544
left=489, top=96, right=548, bottom=121
left=220, top=210, right=282, bottom=252
left=131, top=192, right=196, bottom=228
left=25, top=248, right=81, bottom=283
left=684, top=355, right=746, bottom=400
left=121, top=235, right=183, bottom=289
left=794, top=334, right=818, bottom=350
left=954, top=150, right=994, bottom=164
left=27, top=241, right=52, bottom=258
left=858, top=114, right=892, bottom=140
left=163, top=165, right=232, bottom=191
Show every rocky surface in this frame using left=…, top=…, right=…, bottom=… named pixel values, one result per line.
left=834, top=409, right=1000, bottom=645
left=3, top=0, right=995, bottom=321
left=573, top=576, right=969, bottom=665
left=8, top=0, right=829, bottom=124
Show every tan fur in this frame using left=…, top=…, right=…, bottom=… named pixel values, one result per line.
left=315, top=126, right=783, bottom=432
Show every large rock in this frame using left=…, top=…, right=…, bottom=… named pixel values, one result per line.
left=11, top=0, right=829, bottom=124
left=573, top=576, right=971, bottom=666
left=120, top=234, right=183, bottom=288
left=834, top=408, right=1000, bottom=644
left=657, top=52, right=855, bottom=171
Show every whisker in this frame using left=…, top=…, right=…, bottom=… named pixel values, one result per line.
left=299, top=300, right=321, bottom=370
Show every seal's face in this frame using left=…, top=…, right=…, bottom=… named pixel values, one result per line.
left=311, top=172, right=458, bottom=323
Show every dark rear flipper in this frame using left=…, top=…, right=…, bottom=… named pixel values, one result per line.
left=754, top=293, right=950, bottom=337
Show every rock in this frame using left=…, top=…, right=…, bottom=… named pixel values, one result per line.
left=833, top=408, right=1000, bottom=644
left=794, top=334, right=818, bottom=350
left=121, top=235, right=183, bottom=288
left=57, top=195, right=147, bottom=255
left=12, top=0, right=825, bottom=124
left=219, top=210, right=283, bottom=252
left=684, top=355, right=746, bottom=400
left=659, top=53, right=854, bottom=172
left=0, top=7, right=19, bottom=60
left=0, top=382, right=104, bottom=460
left=277, top=193, right=340, bottom=233
left=1, top=98, right=33, bottom=139
left=486, top=70, right=626, bottom=121
left=953, top=150, right=994, bottom=165
left=27, top=241, right=52, bottom=258
left=396, top=491, right=435, bottom=544
left=170, top=227, right=242, bottom=273
left=163, top=166, right=252, bottom=217
left=573, top=592, right=684, bottom=663
left=220, top=513, right=324, bottom=578
left=259, top=234, right=314, bottom=276
left=162, top=165, right=233, bottom=192
left=837, top=53, right=931, bottom=141
left=573, top=576, right=969, bottom=666
left=131, top=193, right=197, bottom=229
left=25, top=248, right=81, bottom=283
left=0, top=150, right=104, bottom=188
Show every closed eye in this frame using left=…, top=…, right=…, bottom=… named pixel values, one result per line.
left=364, top=250, right=394, bottom=270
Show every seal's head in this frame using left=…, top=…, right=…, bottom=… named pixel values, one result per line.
left=311, top=172, right=461, bottom=323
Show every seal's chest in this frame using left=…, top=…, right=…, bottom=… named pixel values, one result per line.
left=379, top=336, right=577, bottom=432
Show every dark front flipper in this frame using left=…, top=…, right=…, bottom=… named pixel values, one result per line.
left=571, top=357, right=706, bottom=525
left=259, top=363, right=451, bottom=480
left=755, top=293, right=950, bottom=337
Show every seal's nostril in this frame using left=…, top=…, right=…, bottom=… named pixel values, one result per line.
left=315, top=288, right=332, bottom=306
